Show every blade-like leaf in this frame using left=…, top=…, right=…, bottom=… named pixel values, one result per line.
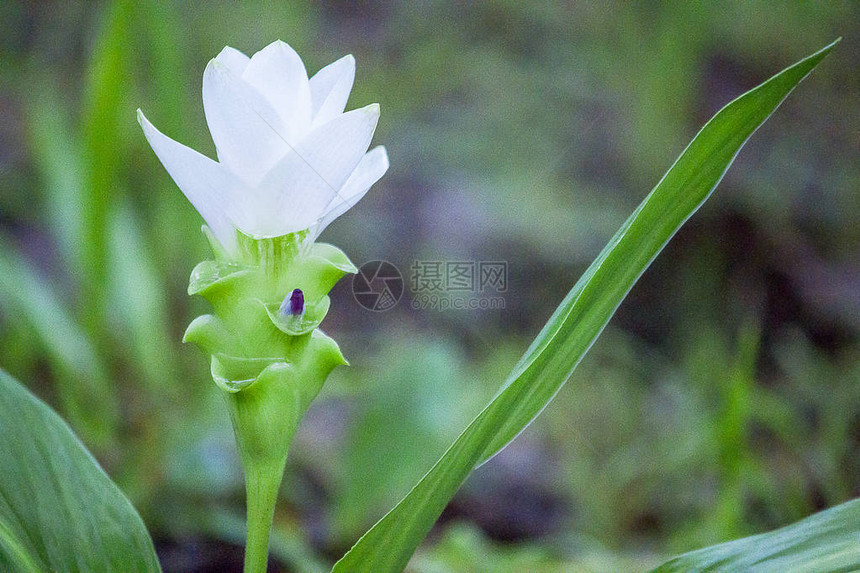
left=26, top=88, right=85, bottom=272
left=80, top=1, right=133, bottom=332
left=333, top=40, right=839, bottom=573
left=652, top=498, right=860, bottom=572
left=0, top=241, right=119, bottom=448
left=108, top=200, right=178, bottom=390
left=0, top=369, right=161, bottom=572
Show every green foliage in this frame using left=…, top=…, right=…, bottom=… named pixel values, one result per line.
left=333, top=40, right=838, bottom=572
left=0, top=2, right=855, bottom=570
left=411, top=521, right=661, bottom=572
left=81, top=2, right=134, bottom=333
left=652, top=498, right=860, bottom=572
left=0, top=243, right=118, bottom=448
left=411, top=522, right=567, bottom=572
left=0, top=369, right=160, bottom=572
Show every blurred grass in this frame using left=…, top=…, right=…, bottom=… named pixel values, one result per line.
left=0, top=2, right=857, bottom=571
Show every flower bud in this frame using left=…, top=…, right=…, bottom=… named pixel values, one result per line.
left=280, top=288, right=305, bottom=318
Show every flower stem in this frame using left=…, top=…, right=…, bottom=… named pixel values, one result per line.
left=243, top=463, right=283, bottom=573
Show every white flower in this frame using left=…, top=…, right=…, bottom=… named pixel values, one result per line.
left=138, top=40, right=389, bottom=255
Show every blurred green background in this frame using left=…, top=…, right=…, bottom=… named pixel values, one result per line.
left=0, top=2, right=858, bottom=571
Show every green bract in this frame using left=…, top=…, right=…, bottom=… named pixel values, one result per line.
left=185, top=227, right=354, bottom=451
left=183, top=227, right=355, bottom=571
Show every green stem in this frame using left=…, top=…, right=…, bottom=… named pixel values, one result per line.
left=244, top=463, right=283, bottom=573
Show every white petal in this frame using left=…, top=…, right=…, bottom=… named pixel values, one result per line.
left=249, top=152, right=339, bottom=235
left=241, top=40, right=312, bottom=143
left=137, top=109, right=243, bottom=254
left=250, top=104, right=381, bottom=236
left=295, top=103, right=380, bottom=192
left=315, top=146, right=389, bottom=237
left=215, top=46, right=250, bottom=76
left=309, top=55, right=355, bottom=127
left=202, top=59, right=291, bottom=184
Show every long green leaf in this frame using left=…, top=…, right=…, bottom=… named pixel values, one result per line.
left=0, top=242, right=119, bottom=448
left=80, top=1, right=133, bottom=333
left=108, top=200, right=178, bottom=390
left=26, top=88, right=85, bottom=272
left=332, top=40, right=838, bottom=573
left=652, top=498, right=860, bottom=572
left=0, top=369, right=160, bottom=572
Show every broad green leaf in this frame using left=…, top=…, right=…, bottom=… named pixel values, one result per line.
left=0, top=369, right=160, bottom=572
left=333, top=40, right=838, bottom=573
left=652, top=498, right=860, bottom=572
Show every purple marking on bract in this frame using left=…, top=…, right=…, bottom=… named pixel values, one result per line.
left=279, top=288, right=305, bottom=317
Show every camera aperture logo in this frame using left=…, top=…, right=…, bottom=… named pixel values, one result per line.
left=352, top=260, right=404, bottom=312
left=353, top=259, right=507, bottom=312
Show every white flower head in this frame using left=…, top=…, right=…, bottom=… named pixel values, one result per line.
left=138, top=40, right=389, bottom=256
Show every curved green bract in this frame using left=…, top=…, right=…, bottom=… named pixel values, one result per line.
left=184, top=229, right=353, bottom=474
left=0, top=369, right=160, bottom=572
left=652, top=498, right=860, bottom=572
left=186, top=229, right=356, bottom=572
left=332, top=40, right=839, bottom=573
